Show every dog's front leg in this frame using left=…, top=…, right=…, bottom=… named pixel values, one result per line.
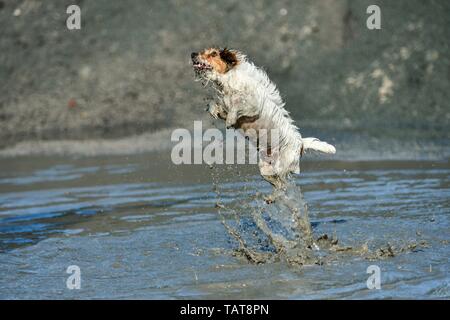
left=225, top=108, right=238, bottom=129
left=206, top=101, right=227, bottom=120
left=224, top=93, right=252, bottom=129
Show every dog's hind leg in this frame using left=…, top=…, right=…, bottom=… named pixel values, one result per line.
left=261, top=174, right=285, bottom=190
left=261, top=174, right=287, bottom=204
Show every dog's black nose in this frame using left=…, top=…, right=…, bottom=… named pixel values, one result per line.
left=191, top=52, right=198, bottom=59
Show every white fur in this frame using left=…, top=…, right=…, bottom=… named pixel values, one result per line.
left=197, top=50, right=336, bottom=187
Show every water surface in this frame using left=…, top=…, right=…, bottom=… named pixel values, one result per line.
left=0, top=155, right=448, bottom=299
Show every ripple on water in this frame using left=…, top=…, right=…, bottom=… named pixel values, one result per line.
left=0, top=158, right=448, bottom=299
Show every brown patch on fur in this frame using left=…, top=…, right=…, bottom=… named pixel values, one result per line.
left=233, top=115, right=259, bottom=131
left=220, top=48, right=239, bottom=70
left=199, top=48, right=238, bottom=74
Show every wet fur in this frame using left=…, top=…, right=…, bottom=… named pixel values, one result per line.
left=192, top=48, right=336, bottom=189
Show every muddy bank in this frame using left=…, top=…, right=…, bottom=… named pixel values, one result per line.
left=0, top=124, right=449, bottom=160
left=1, top=0, right=449, bottom=150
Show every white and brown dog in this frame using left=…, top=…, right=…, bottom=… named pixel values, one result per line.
left=191, top=48, right=336, bottom=189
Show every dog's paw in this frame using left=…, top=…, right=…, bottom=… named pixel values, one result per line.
left=225, top=116, right=237, bottom=129
left=206, top=102, right=220, bottom=119
left=263, top=195, right=275, bottom=204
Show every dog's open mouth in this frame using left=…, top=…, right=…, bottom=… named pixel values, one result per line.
left=193, top=62, right=212, bottom=71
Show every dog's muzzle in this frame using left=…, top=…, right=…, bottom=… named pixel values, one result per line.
left=191, top=52, right=212, bottom=71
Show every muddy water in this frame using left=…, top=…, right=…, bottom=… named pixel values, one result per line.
left=0, top=154, right=448, bottom=299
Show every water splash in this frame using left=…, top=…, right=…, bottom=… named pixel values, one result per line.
left=211, top=165, right=318, bottom=265
left=210, top=165, right=430, bottom=266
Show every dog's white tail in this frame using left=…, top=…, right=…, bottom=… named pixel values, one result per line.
left=302, top=137, right=336, bottom=154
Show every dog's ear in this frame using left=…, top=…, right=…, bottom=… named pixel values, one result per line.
left=220, top=48, right=238, bottom=68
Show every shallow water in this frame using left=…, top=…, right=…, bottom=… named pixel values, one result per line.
left=0, top=154, right=448, bottom=299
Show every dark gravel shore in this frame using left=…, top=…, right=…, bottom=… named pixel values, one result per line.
left=1, top=0, right=449, bottom=155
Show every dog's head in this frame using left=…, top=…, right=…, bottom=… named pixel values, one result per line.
left=191, top=48, right=239, bottom=80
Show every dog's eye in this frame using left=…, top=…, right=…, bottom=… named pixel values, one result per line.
left=210, top=51, right=218, bottom=57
